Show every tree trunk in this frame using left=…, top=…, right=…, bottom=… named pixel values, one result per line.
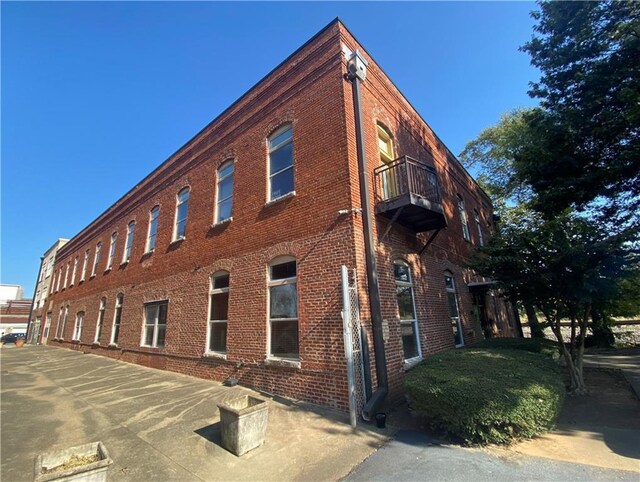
left=549, top=311, right=587, bottom=396
left=524, top=301, right=545, bottom=338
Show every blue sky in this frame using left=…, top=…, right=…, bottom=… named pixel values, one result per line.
left=1, top=1, right=538, bottom=296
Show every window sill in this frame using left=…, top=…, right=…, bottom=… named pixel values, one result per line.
left=120, top=261, right=129, bottom=267
left=104, top=267, right=112, bottom=273
left=203, top=351, right=227, bottom=360
left=404, top=356, right=423, bottom=370
left=170, top=237, right=185, bottom=246
left=90, top=275, right=96, bottom=280
left=69, top=284, right=74, bottom=288
left=92, top=342, right=101, bottom=347
left=211, top=217, right=232, bottom=228
left=79, top=279, right=85, bottom=284
left=142, top=249, right=154, bottom=257
left=265, top=357, right=301, bottom=369
left=265, top=191, right=296, bottom=207
left=107, top=343, right=119, bottom=349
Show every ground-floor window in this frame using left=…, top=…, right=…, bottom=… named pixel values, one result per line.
left=111, top=294, right=123, bottom=345
left=394, top=261, right=420, bottom=361
left=208, top=272, right=229, bottom=353
left=445, top=272, right=464, bottom=347
left=73, top=311, right=84, bottom=341
left=44, top=312, right=52, bottom=339
left=143, top=300, right=167, bottom=348
left=268, top=257, right=298, bottom=359
left=95, top=298, right=106, bottom=343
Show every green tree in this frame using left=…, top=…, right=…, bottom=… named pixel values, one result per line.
left=470, top=212, right=633, bottom=394
left=520, top=1, right=640, bottom=226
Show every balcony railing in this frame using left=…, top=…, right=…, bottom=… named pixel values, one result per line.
left=373, top=156, right=446, bottom=233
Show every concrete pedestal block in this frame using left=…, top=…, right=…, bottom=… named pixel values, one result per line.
left=218, top=395, right=269, bottom=456
left=34, top=441, right=113, bottom=482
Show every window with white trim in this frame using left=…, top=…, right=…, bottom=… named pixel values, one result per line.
left=457, top=195, right=470, bottom=241
left=107, top=232, right=117, bottom=270
left=268, top=125, right=294, bottom=200
left=143, top=300, right=167, bottom=348
left=111, top=294, right=123, bottom=345
left=123, top=221, right=135, bottom=262
left=56, top=306, right=64, bottom=338
left=91, top=242, right=102, bottom=276
left=55, top=269, right=62, bottom=292
left=207, top=272, right=229, bottom=353
left=474, top=210, right=484, bottom=246
left=95, top=298, right=106, bottom=343
left=174, top=188, right=189, bottom=240
left=146, top=206, right=159, bottom=252
left=73, top=311, right=84, bottom=341
left=268, top=257, right=298, bottom=359
left=215, top=160, right=234, bottom=223
left=378, top=124, right=398, bottom=200
left=394, top=261, right=421, bottom=361
left=63, top=262, right=70, bottom=289
left=44, top=312, right=52, bottom=340
left=58, top=306, right=69, bottom=339
left=445, top=272, right=464, bottom=347
left=81, top=250, right=89, bottom=281
left=70, top=256, right=78, bottom=286
left=45, top=258, right=53, bottom=278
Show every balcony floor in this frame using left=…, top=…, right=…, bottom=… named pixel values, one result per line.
left=375, top=192, right=447, bottom=232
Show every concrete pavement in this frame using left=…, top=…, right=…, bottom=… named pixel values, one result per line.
left=583, top=347, right=640, bottom=399
left=1, top=345, right=386, bottom=481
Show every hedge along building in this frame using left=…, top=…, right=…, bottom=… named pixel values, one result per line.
left=44, top=19, right=517, bottom=414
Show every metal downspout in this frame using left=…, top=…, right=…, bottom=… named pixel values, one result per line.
left=346, top=50, right=388, bottom=421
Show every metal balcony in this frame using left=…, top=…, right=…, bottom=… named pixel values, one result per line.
left=373, top=156, right=447, bottom=232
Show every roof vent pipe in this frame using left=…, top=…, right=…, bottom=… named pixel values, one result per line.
left=346, top=50, right=389, bottom=421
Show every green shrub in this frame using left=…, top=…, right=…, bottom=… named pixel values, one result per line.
left=473, top=337, right=560, bottom=360
left=404, top=347, right=565, bottom=445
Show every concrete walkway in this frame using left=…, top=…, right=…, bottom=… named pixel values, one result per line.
left=1, top=345, right=386, bottom=481
left=583, top=347, right=640, bottom=399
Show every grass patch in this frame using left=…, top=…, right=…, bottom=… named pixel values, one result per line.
left=473, top=337, right=560, bottom=360
left=405, top=346, right=565, bottom=445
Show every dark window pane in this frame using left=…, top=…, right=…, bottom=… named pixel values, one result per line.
left=270, top=284, right=297, bottom=319
left=145, top=326, right=154, bottom=346
left=158, top=302, right=168, bottom=324
left=270, top=142, right=293, bottom=175
left=270, top=319, right=298, bottom=358
left=394, top=263, right=410, bottom=282
left=213, top=274, right=229, bottom=289
left=445, top=275, right=455, bottom=291
left=210, top=292, right=229, bottom=321
left=156, top=325, right=166, bottom=348
left=271, top=261, right=296, bottom=280
left=396, top=286, right=415, bottom=320
left=112, top=324, right=120, bottom=344
left=452, top=319, right=463, bottom=346
left=402, top=323, right=419, bottom=360
left=270, top=167, right=294, bottom=199
left=447, top=292, right=459, bottom=319
left=209, top=322, right=227, bottom=352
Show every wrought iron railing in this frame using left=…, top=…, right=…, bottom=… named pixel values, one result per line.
left=374, top=156, right=441, bottom=204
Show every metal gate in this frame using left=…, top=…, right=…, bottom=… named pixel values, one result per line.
left=341, top=265, right=366, bottom=427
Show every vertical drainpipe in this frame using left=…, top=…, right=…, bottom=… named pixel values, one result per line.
left=346, top=50, right=388, bottom=421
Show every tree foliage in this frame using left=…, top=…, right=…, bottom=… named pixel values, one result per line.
left=520, top=1, right=640, bottom=224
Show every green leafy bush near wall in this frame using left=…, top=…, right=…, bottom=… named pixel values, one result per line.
left=405, top=346, right=565, bottom=445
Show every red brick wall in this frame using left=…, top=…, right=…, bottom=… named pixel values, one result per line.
left=48, top=20, right=510, bottom=412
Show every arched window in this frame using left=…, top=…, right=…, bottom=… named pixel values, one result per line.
left=215, top=160, right=234, bottom=223
left=268, top=125, right=294, bottom=200
left=95, top=297, right=106, bottom=343
left=474, top=210, right=484, bottom=246
left=174, top=188, right=190, bottom=240
left=377, top=124, right=398, bottom=199
left=107, top=232, right=118, bottom=269
left=146, top=206, right=160, bottom=252
left=80, top=250, right=89, bottom=282
left=73, top=311, right=84, bottom=341
left=445, top=272, right=464, bottom=347
left=207, top=271, right=230, bottom=353
left=92, top=242, right=102, bottom=276
left=111, top=294, right=124, bottom=345
left=394, top=260, right=420, bottom=361
left=268, top=256, right=298, bottom=359
left=457, top=194, right=470, bottom=241
left=55, top=306, right=64, bottom=339
left=123, top=221, right=135, bottom=262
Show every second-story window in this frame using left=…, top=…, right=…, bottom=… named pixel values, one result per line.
left=268, top=125, right=294, bottom=201
left=70, top=256, right=78, bottom=286
left=457, top=195, right=470, bottom=242
left=174, top=188, right=189, bottom=240
left=215, top=160, right=234, bottom=223
left=92, top=242, right=102, bottom=276
left=63, top=261, right=70, bottom=289
left=378, top=124, right=397, bottom=199
left=55, top=269, right=62, bottom=292
left=81, top=250, right=89, bottom=281
left=107, top=232, right=117, bottom=270
left=123, top=221, right=135, bottom=263
left=474, top=210, right=485, bottom=246
left=146, top=206, right=160, bottom=252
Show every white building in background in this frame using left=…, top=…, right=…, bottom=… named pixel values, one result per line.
left=0, top=285, right=24, bottom=304
left=26, top=239, right=69, bottom=343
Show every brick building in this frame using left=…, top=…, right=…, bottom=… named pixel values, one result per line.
left=43, top=20, right=517, bottom=414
